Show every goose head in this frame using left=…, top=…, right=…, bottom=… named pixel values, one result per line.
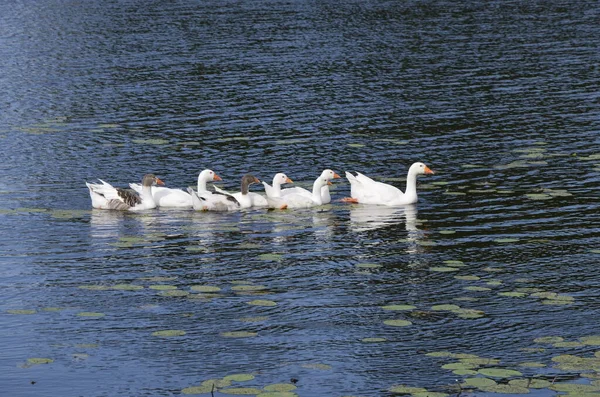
left=410, top=162, right=435, bottom=175
left=240, top=174, right=261, bottom=195
left=141, top=174, right=165, bottom=187
left=320, top=169, right=341, bottom=181
left=273, top=173, right=293, bottom=187
left=199, top=169, right=223, bottom=182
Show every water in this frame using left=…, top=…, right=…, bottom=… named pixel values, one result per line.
left=1, top=0, right=599, bottom=396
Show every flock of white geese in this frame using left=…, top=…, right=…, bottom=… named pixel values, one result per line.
left=86, top=162, right=435, bottom=211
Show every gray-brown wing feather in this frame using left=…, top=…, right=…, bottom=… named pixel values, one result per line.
left=116, top=188, right=142, bottom=207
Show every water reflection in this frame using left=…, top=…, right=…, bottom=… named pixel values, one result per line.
left=348, top=204, right=418, bottom=233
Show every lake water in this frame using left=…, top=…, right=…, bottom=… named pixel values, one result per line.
left=1, top=0, right=599, bottom=396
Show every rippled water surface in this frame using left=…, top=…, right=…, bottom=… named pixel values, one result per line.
left=1, top=0, right=599, bottom=396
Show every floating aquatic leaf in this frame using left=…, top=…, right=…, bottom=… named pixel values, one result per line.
left=494, top=238, right=520, bottom=243
left=429, top=266, right=460, bottom=272
left=221, top=331, right=257, bottom=338
left=444, top=260, right=465, bottom=266
left=581, top=336, right=600, bottom=346
left=361, top=337, right=387, bottom=343
left=462, top=377, right=497, bottom=387
left=479, top=384, right=530, bottom=394
left=534, top=336, right=564, bottom=344
left=381, top=304, right=416, bottom=311
left=27, top=358, right=53, bottom=365
left=383, top=319, right=412, bottom=327
left=453, top=369, right=479, bottom=375
left=464, top=286, right=491, bottom=292
left=519, top=347, right=545, bottom=353
left=526, top=193, right=553, bottom=200
left=517, top=362, right=547, bottom=368
left=112, top=284, right=144, bottom=291
left=232, top=285, right=267, bottom=292
left=355, top=263, right=382, bottom=268
left=220, top=387, right=264, bottom=395
left=7, top=309, right=36, bottom=315
left=159, top=290, right=190, bottom=297
left=140, top=276, right=178, bottom=282
left=477, top=368, right=522, bottom=378
left=41, top=307, right=63, bottom=312
left=486, top=280, right=503, bottom=286
left=256, top=392, right=298, bottom=397
left=425, top=351, right=456, bottom=358
left=550, top=383, right=600, bottom=393
left=77, top=312, right=105, bottom=317
left=455, top=275, right=480, bottom=281
left=201, top=379, right=233, bottom=388
left=263, top=383, right=297, bottom=392
left=460, top=357, right=500, bottom=366
left=259, top=253, right=283, bottom=261
left=223, top=374, right=255, bottom=382
left=152, top=330, right=186, bottom=337
left=442, top=362, right=479, bottom=370
left=389, top=385, right=427, bottom=394
left=444, top=191, right=467, bottom=196
left=148, top=285, right=178, bottom=290
left=132, top=138, right=169, bottom=145
left=247, top=299, right=277, bottom=307
left=483, top=267, right=504, bottom=272
left=509, top=378, right=551, bottom=388
left=432, top=304, right=461, bottom=311
left=302, top=363, right=332, bottom=370
left=412, top=392, right=448, bottom=397
left=499, top=291, right=528, bottom=298
left=182, top=385, right=215, bottom=394
left=347, top=143, right=366, bottom=148
left=439, top=230, right=456, bottom=235
left=190, top=285, right=221, bottom=293
left=418, top=241, right=437, bottom=246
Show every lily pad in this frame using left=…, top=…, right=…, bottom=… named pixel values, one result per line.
left=381, top=304, right=416, bottom=311
left=509, top=378, right=552, bottom=388
left=259, top=253, right=283, bottom=261
left=462, top=377, right=497, bottom=387
left=412, top=392, right=448, bottom=397
left=517, top=362, right=547, bottom=368
left=77, top=312, right=105, bottom=317
left=152, top=329, right=186, bottom=337
left=479, top=384, right=530, bottom=394
left=444, top=260, right=465, bottom=266
left=355, top=263, right=382, bottom=269
left=455, top=275, right=480, bottom=281
left=112, top=284, right=144, bottom=291
left=581, top=336, right=600, bottom=346
left=159, top=290, right=190, bottom=297
left=78, top=285, right=110, bottom=290
left=361, top=337, right=387, bottom=343
left=549, top=383, right=600, bottom=393
left=429, top=267, right=460, bottom=272
left=263, top=384, right=297, bottom=392
left=232, top=285, right=267, bottom=292
left=534, top=336, right=564, bottom=344
left=389, top=385, right=427, bottom=394
left=442, top=362, right=479, bottom=370
left=221, top=331, right=258, bottom=338
left=464, top=286, right=492, bottom=292
left=182, top=385, right=215, bottom=394
left=27, top=358, right=54, bottom=365
left=432, top=304, right=461, bottom=311
left=383, top=319, right=412, bottom=327
left=247, top=300, right=277, bottom=307
left=223, top=374, right=255, bottom=382
left=148, top=285, right=178, bottom=290
left=494, top=238, right=520, bottom=243
left=7, top=309, right=36, bottom=315
left=499, top=291, right=528, bottom=298
left=477, top=368, right=522, bottom=378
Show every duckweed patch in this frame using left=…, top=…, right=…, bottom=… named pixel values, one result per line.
left=152, top=330, right=186, bottom=337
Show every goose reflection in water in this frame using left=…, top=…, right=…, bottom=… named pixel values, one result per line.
left=349, top=204, right=419, bottom=234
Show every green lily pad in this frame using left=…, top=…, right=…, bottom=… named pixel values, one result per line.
left=462, top=377, right=497, bottom=387
left=259, top=253, right=283, bottom=261
left=444, top=260, right=465, bottom=266
left=412, top=392, right=448, bottom=397
left=78, top=285, right=110, bottom=290
left=439, top=230, right=456, bottom=235
left=453, top=308, right=485, bottom=319
left=478, top=368, right=522, bottom=378
left=247, top=300, right=277, bottom=307
left=381, top=304, right=416, bottom=311
left=7, top=309, right=36, bottom=315
left=430, top=266, right=460, bottom=272
left=361, top=337, right=387, bottom=343
left=41, top=307, right=63, bottom=312
left=460, top=357, right=500, bottom=366
left=442, top=362, right=479, bottom=370
left=190, top=285, right=221, bottom=293
left=221, top=331, right=258, bottom=338
left=389, top=385, right=427, bottom=394
left=509, top=378, right=552, bottom=388
left=159, top=290, right=190, bottom=297
left=553, top=341, right=583, bottom=348
left=581, top=336, right=600, bottom=346
left=494, top=238, right=520, bottom=243
left=549, top=383, right=600, bottom=393
left=464, top=286, right=491, bottom=292
left=425, top=351, right=456, bottom=358
left=148, top=285, right=178, bottom=290
left=77, top=312, right=105, bottom=317
left=112, top=284, right=144, bottom=291
left=232, top=285, right=267, bottom=292
left=238, top=316, right=269, bottom=323
left=263, top=383, right=297, bottom=392
left=432, top=304, right=461, bottom=311
left=152, top=329, right=186, bottom=337
left=355, top=263, right=382, bottom=269
left=517, top=362, right=547, bottom=368
left=182, top=385, right=215, bottom=394
left=27, top=358, right=54, bottom=365
left=455, top=275, right=480, bottom=281
left=534, top=336, right=564, bottom=344
left=132, top=138, right=169, bottom=145
left=453, top=369, right=478, bottom=375
left=499, top=291, right=528, bottom=298
left=223, top=374, right=255, bottom=382
left=479, top=384, right=530, bottom=394
left=383, top=319, right=412, bottom=327
left=256, top=392, right=298, bottom=397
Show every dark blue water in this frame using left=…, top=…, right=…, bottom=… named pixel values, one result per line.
left=1, top=0, right=599, bottom=396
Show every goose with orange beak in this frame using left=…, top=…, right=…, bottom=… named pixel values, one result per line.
left=86, top=173, right=165, bottom=211
left=342, top=162, right=434, bottom=206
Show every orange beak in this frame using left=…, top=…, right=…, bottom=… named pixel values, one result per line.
left=327, top=181, right=333, bottom=185
left=333, top=173, right=341, bottom=179
left=424, top=166, right=435, bottom=175
left=286, top=177, right=294, bottom=184
left=213, top=174, right=222, bottom=181
left=254, top=177, right=261, bottom=184
left=155, top=178, right=165, bottom=186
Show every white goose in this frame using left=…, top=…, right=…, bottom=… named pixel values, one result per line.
left=267, top=170, right=340, bottom=209
left=279, top=169, right=340, bottom=204
left=342, top=162, right=434, bottom=206
left=130, top=169, right=222, bottom=208
left=86, top=174, right=164, bottom=211
left=214, top=174, right=267, bottom=208
left=262, top=173, right=294, bottom=198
